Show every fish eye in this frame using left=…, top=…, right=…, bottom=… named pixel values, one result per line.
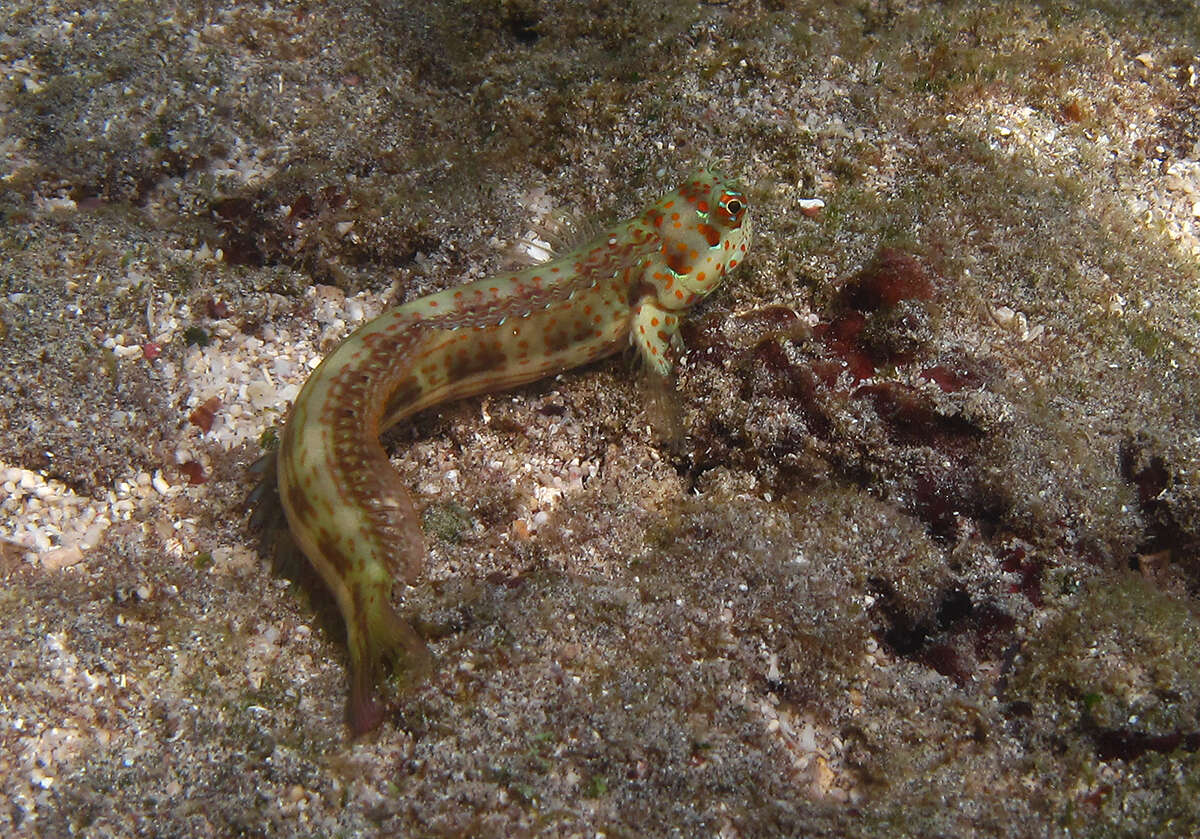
left=718, top=191, right=745, bottom=222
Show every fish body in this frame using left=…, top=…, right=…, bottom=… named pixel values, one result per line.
left=275, top=168, right=751, bottom=732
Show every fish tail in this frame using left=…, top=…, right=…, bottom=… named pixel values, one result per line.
left=346, top=583, right=432, bottom=736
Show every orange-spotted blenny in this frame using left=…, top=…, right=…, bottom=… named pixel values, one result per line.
left=263, top=168, right=751, bottom=733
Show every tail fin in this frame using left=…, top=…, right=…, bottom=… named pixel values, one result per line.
left=347, top=587, right=432, bottom=736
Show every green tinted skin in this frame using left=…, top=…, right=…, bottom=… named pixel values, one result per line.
left=276, top=169, right=751, bottom=733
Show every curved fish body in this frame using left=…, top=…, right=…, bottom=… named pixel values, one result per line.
left=275, top=168, right=751, bottom=732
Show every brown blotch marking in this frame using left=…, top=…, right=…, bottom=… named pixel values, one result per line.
left=315, top=531, right=355, bottom=575
left=696, top=223, right=722, bottom=247
left=666, top=249, right=691, bottom=276
left=628, top=279, right=653, bottom=304
left=285, top=478, right=317, bottom=522
left=446, top=340, right=507, bottom=380
left=382, top=376, right=423, bottom=420
left=544, top=329, right=570, bottom=354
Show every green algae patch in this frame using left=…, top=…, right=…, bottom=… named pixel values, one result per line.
left=422, top=501, right=476, bottom=545
left=1009, top=575, right=1200, bottom=741
left=1006, top=575, right=1200, bottom=834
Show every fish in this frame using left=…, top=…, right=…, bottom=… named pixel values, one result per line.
left=264, top=168, right=751, bottom=733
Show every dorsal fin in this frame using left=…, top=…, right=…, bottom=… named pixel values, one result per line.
left=501, top=207, right=610, bottom=269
